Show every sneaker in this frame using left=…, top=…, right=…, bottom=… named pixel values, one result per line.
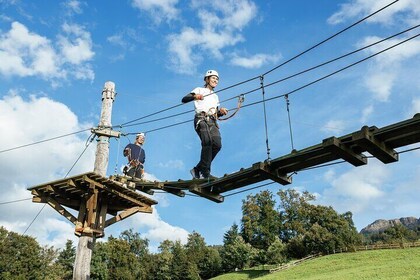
left=190, top=167, right=200, bottom=179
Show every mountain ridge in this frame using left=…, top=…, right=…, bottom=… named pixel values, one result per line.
left=360, top=216, right=420, bottom=234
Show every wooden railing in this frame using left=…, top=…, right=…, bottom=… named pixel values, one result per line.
left=269, top=241, right=420, bottom=273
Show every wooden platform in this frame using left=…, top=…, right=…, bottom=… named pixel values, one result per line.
left=125, top=114, right=420, bottom=203
left=28, top=172, right=157, bottom=237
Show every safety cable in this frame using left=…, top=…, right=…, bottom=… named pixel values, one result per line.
left=284, top=94, right=295, bottom=151
left=113, top=132, right=122, bottom=175
left=119, top=24, right=419, bottom=132
left=238, top=32, right=420, bottom=111
left=262, top=0, right=399, bottom=76
left=260, top=76, right=271, bottom=161
left=129, top=32, right=419, bottom=135
left=0, top=198, right=32, bottom=205
left=0, top=128, right=92, bottom=154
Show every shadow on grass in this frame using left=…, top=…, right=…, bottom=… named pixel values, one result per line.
left=234, top=269, right=270, bottom=279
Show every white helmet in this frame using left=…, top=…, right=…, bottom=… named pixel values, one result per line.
left=136, top=132, right=145, bottom=139
left=204, top=70, right=219, bottom=81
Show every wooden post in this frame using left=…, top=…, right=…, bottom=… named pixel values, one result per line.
left=73, top=82, right=116, bottom=280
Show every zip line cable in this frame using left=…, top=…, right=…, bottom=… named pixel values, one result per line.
left=115, top=1, right=398, bottom=128
left=262, top=0, right=400, bottom=76
left=0, top=128, right=92, bottom=154
left=23, top=133, right=96, bottom=235
left=237, top=32, right=420, bottom=111
left=127, top=32, right=419, bottom=135
left=119, top=24, right=418, bottom=132
left=0, top=198, right=32, bottom=205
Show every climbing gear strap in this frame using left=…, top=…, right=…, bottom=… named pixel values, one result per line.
left=217, top=94, right=245, bottom=121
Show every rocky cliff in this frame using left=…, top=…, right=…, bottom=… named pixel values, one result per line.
left=360, top=217, right=420, bottom=234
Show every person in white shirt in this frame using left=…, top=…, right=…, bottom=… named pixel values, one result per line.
left=182, top=70, right=228, bottom=179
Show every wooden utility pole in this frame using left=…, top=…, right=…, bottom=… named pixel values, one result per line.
left=73, top=81, right=116, bottom=280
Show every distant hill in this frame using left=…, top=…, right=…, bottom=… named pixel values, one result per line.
left=360, top=217, right=420, bottom=234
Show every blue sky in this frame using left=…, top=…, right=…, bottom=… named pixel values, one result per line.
left=0, top=0, right=419, bottom=251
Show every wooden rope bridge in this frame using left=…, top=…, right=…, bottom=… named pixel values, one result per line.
left=28, top=114, right=420, bottom=236
left=115, top=113, right=420, bottom=203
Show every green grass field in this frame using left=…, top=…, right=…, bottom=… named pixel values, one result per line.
left=211, top=247, right=420, bottom=280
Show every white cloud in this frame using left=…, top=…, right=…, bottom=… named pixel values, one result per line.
left=0, top=21, right=95, bottom=82
left=360, top=105, right=374, bottom=123
left=64, top=0, right=84, bottom=15
left=410, top=98, right=420, bottom=116
left=158, top=159, right=184, bottom=169
left=359, top=36, right=420, bottom=102
left=112, top=207, right=190, bottom=252
left=321, top=119, right=346, bottom=134
left=230, top=52, right=281, bottom=69
left=0, top=21, right=62, bottom=78
left=327, top=0, right=420, bottom=26
left=58, top=23, right=94, bottom=65
left=131, top=0, right=179, bottom=23
left=320, top=163, right=390, bottom=216
left=167, top=0, right=258, bottom=74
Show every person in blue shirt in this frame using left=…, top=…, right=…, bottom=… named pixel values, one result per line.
left=123, top=133, right=146, bottom=179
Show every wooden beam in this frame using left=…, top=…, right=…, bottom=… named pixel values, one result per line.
left=352, top=126, right=398, bottom=164
left=253, top=162, right=292, bottom=185
left=44, top=196, right=78, bottom=224
left=322, top=136, right=367, bottom=166
left=189, top=184, right=224, bottom=203
left=105, top=206, right=153, bottom=227
left=82, top=175, right=156, bottom=207
left=95, top=194, right=108, bottom=238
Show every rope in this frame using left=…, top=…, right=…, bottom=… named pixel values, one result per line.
left=113, top=133, right=122, bottom=175
left=217, top=94, right=245, bottom=121
left=260, top=76, right=271, bottom=161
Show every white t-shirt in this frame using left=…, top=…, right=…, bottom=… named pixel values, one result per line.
left=191, top=87, right=220, bottom=115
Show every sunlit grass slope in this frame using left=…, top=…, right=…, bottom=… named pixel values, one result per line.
left=211, top=247, right=420, bottom=280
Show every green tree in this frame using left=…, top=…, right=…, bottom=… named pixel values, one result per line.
left=223, top=223, right=239, bottom=246
left=170, top=240, right=200, bottom=280
left=149, top=240, right=173, bottom=280
left=56, top=240, right=75, bottom=280
left=91, top=241, right=109, bottom=280
left=107, top=236, right=140, bottom=280
left=0, top=226, right=44, bottom=279
left=277, top=189, right=316, bottom=242
left=185, top=231, right=222, bottom=278
left=220, top=235, right=255, bottom=272
left=278, top=189, right=361, bottom=257
left=266, top=236, right=286, bottom=264
left=241, top=190, right=280, bottom=250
